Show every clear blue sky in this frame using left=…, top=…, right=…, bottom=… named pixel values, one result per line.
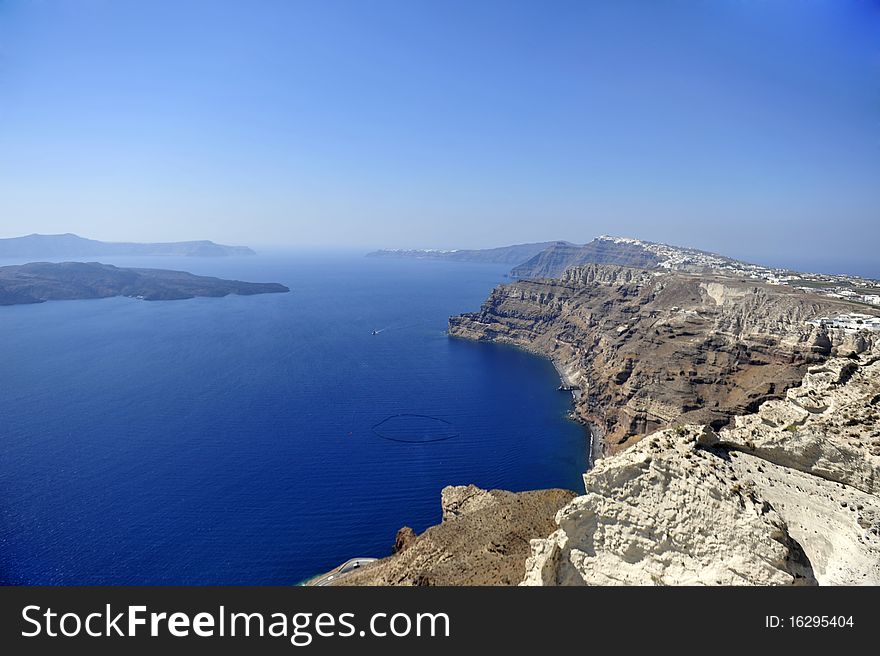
left=0, top=0, right=878, bottom=267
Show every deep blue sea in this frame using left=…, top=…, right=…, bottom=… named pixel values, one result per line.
left=0, top=253, right=588, bottom=584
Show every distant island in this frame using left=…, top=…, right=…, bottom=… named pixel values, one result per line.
left=369, top=236, right=744, bottom=277
left=367, top=237, right=743, bottom=276
left=371, top=235, right=880, bottom=307
left=0, top=233, right=256, bottom=258
left=366, top=241, right=561, bottom=265
left=0, top=261, right=289, bottom=306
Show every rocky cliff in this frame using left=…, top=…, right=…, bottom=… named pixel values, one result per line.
left=449, top=263, right=879, bottom=454
left=523, top=348, right=880, bottom=585
left=510, top=238, right=661, bottom=278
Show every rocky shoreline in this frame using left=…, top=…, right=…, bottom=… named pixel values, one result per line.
left=448, top=263, right=879, bottom=454
left=546, top=352, right=607, bottom=466
left=330, top=261, right=880, bottom=586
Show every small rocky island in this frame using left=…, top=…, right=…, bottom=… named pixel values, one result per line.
left=0, top=261, right=289, bottom=305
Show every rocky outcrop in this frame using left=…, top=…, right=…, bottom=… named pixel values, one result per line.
left=522, top=426, right=818, bottom=585
left=439, top=484, right=499, bottom=521
left=449, top=263, right=879, bottom=454
left=392, top=527, right=417, bottom=554
left=716, top=356, right=880, bottom=496
left=523, top=349, right=880, bottom=586
left=333, top=485, right=575, bottom=586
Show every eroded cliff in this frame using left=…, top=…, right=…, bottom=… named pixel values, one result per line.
left=449, top=263, right=879, bottom=454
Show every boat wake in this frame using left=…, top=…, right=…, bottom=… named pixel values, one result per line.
left=371, top=413, right=460, bottom=443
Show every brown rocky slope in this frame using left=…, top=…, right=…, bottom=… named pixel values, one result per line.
left=448, top=263, right=878, bottom=454
left=332, top=486, right=575, bottom=586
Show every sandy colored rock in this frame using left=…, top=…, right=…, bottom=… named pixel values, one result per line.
left=440, top=484, right=498, bottom=520
left=718, top=355, right=880, bottom=496
left=522, top=426, right=816, bottom=586
left=523, top=348, right=880, bottom=586
left=392, top=527, right=417, bottom=554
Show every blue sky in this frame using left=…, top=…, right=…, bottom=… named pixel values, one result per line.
left=0, top=0, right=878, bottom=268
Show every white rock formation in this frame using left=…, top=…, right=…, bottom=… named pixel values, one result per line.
left=719, top=356, right=880, bottom=497
left=523, top=346, right=880, bottom=586
left=440, top=484, right=499, bottom=521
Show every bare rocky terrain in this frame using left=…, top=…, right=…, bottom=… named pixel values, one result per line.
left=524, top=349, right=880, bottom=585
left=333, top=486, right=575, bottom=586
left=449, top=263, right=879, bottom=454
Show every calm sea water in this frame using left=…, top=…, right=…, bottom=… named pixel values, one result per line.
left=0, top=253, right=588, bottom=584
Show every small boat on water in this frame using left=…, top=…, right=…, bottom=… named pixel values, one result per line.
left=371, top=330, right=378, bottom=335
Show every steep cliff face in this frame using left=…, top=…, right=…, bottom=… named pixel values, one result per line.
left=510, top=239, right=659, bottom=279
left=523, top=349, right=880, bottom=586
left=449, top=263, right=879, bottom=454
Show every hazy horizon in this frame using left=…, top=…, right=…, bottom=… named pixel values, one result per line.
left=1, top=1, right=878, bottom=266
